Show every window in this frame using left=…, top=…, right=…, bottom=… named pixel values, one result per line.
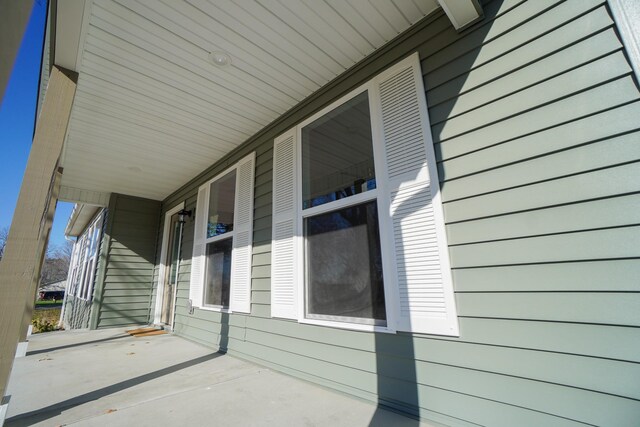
left=189, top=153, right=255, bottom=313
left=67, top=211, right=104, bottom=301
left=305, top=201, right=386, bottom=325
left=301, top=91, right=376, bottom=209
left=300, top=90, right=385, bottom=326
left=203, top=169, right=236, bottom=308
left=271, top=53, right=459, bottom=336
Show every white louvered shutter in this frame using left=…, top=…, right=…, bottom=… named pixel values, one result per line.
left=230, top=153, right=256, bottom=313
left=374, top=53, right=459, bottom=336
left=189, top=185, right=207, bottom=308
left=270, top=130, right=298, bottom=319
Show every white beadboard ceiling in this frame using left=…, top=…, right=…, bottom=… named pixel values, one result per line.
left=57, top=0, right=445, bottom=202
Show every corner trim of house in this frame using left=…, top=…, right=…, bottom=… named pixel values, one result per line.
left=88, top=194, right=117, bottom=330
left=608, top=0, right=640, bottom=82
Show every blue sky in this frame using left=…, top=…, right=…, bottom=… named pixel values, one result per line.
left=0, top=0, right=73, bottom=248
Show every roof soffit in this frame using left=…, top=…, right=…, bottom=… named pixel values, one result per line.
left=53, top=0, right=481, bottom=202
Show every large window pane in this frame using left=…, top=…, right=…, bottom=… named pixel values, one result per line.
left=207, top=170, right=236, bottom=238
left=304, top=201, right=386, bottom=323
left=204, top=238, right=232, bottom=307
left=301, top=91, right=376, bottom=209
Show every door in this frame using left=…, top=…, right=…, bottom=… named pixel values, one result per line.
left=161, top=212, right=182, bottom=326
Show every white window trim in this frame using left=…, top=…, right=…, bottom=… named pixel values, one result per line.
left=65, top=241, right=80, bottom=299
left=197, top=163, right=238, bottom=313
left=70, top=235, right=85, bottom=298
left=190, top=152, right=255, bottom=314
left=154, top=202, right=184, bottom=325
left=293, top=81, right=398, bottom=333
left=75, top=234, right=88, bottom=298
left=273, top=53, right=459, bottom=336
left=85, top=218, right=102, bottom=299
left=68, top=211, right=104, bottom=302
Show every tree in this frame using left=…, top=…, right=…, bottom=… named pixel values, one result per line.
left=52, top=239, right=73, bottom=265
left=40, top=240, right=74, bottom=285
left=0, top=226, right=8, bottom=261
left=0, top=226, right=73, bottom=283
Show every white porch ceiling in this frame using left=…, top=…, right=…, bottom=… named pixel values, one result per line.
left=57, top=0, right=446, bottom=201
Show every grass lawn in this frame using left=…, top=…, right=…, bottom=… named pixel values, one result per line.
left=35, top=300, right=63, bottom=307
left=32, top=307, right=62, bottom=333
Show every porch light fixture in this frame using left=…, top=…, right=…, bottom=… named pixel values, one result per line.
left=177, top=209, right=192, bottom=224
left=208, top=51, right=232, bottom=67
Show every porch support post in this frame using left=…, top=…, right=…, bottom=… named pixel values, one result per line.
left=0, top=1, right=33, bottom=102
left=19, top=167, right=63, bottom=343
left=0, top=65, right=77, bottom=400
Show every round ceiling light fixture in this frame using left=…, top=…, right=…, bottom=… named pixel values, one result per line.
left=208, top=51, right=232, bottom=67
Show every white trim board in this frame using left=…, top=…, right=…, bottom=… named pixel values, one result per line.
left=14, top=341, right=28, bottom=358
left=608, top=0, right=640, bottom=82
left=154, top=202, right=185, bottom=327
left=0, top=396, right=9, bottom=427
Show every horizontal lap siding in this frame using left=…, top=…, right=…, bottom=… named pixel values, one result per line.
left=158, top=0, right=640, bottom=425
left=251, top=145, right=273, bottom=319
left=421, top=1, right=640, bottom=424
left=96, top=194, right=160, bottom=329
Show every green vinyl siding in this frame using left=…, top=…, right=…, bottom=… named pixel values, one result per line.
left=91, top=194, right=161, bottom=329
left=154, top=0, right=640, bottom=425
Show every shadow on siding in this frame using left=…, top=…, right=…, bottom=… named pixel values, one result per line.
left=91, top=195, right=161, bottom=329
left=369, top=1, right=499, bottom=424
left=219, top=311, right=230, bottom=352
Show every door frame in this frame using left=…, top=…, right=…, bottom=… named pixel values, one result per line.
left=153, top=202, right=184, bottom=327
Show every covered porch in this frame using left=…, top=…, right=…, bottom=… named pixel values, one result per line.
left=5, top=328, right=429, bottom=426
left=3, top=0, right=640, bottom=425
left=0, top=0, right=482, bottom=405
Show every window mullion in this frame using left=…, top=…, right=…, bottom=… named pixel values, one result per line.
left=204, top=230, right=235, bottom=245
left=300, top=190, right=378, bottom=218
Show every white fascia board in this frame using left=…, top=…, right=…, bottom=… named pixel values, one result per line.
left=64, top=203, right=100, bottom=237
left=64, top=203, right=80, bottom=237
left=59, top=185, right=110, bottom=207
left=438, top=0, right=483, bottom=31
left=55, top=0, right=92, bottom=72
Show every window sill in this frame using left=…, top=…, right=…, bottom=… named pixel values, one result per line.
left=198, top=305, right=231, bottom=313
left=298, top=317, right=396, bottom=334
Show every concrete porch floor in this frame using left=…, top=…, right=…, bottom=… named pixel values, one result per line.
left=5, top=328, right=431, bottom=426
